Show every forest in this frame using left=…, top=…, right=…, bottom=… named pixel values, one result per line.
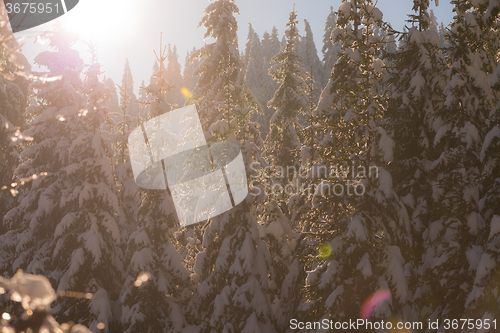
left=1, top=0, right=500, bottom=332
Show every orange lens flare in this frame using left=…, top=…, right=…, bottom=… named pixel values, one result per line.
left=181, top=87, right=191, bottom=98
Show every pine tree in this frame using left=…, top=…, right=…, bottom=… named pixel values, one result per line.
left=103, top=77, right=120, bottom=114
left=262, top=27, right=280, bottom=70
left=137, top=79, right=149, bottom=120
left=191, top=0, right=247, bottom=135
left=165, top=45, right=184, bottom=107
left=260, top=27, right=281, bottom=136
left=438, top=21, right=449, bottom=48
left=193, top=201, right=277, bottom=332
left=120, top=40, right=195, bottom=333
left=301, top=0, right=407, bottom=323
left=245, top=24, right=265, bottom=101
left=420, top=0, right=500, bottom=321
left=264, top=8, right=307, bottom=177
left=2, top=29, right=122, bottom=331
left=243, top=23, right=257, bottom=69
left=300, top=19, right=324, bottom=95
left=385, top=0, right=448, bottom=322
left=143, top=39, right=172, bottom=120
left=114, top=68, right=141, bottom=248
left=429, top=9, right=439, bottom=33
left=245, top=25, right=271, bottom=136
left=322, top=7, right=342, bottom=84
left=183, top=47, right=201, bottom=95
left=0, top=8, right=30, bottom=234
left=120, top=59, right=139, bottom=119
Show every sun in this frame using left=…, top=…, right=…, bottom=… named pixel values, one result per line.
left=62, top=0, right=137, bottom=43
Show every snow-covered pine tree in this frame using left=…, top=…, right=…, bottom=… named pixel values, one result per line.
left=429, top=9, right=439, bottom=33
left=243, top=23, right=257, bottom=69
left=300, top=19, right=325, bottom=96
left=322, top=7, right=342, bottom=85
left=245, top=24, right=271, bottom=136
left=264, top=8, right=307, bottom=178
left=191, top=0, right=247, bottom=135
left=120, top=58, right=139, bottom=119
left=385, top=0, right=448, bottom=323
left=192, top=195, right=277, bottom=332
left=438, top=21, right=449, bottom=48
left=183, top=47, right=201, bottom=96
left=2, top=29, right=123, bottom=332
left=259, top=27, right=281, bottom=136
left=137, top=79, right=149, bottom=120
left=471, top=2, right=500, bottom=322
left=0, top=5, right=30, bottom=232
left=263, top=27, right=281, bottom=67
left=114, top=67, right=141, bottom=248
left=245, top=25, right=264, bottom=101
left=165, top=45, right=184, bottom=107
left=420, top=0, right=500, bottom=323
left=300, top=0, right=410, bottom=324
left=103, top=77, right=120, bottom=117
left=143, top=41, right=172, bottom=120
left=120, top=40, right=195, bottom=333
left=101, top=77, right=121, bottom=135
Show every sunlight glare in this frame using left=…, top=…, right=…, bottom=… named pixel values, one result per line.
left=63, top=0, right=136, bottom=43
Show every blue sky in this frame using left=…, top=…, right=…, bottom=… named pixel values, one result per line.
left=17, top=0, right=453, bottom=94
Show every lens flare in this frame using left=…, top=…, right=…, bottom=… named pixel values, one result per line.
left=181, top=87, right=191, bottom=98
left=360, top=289, right=391, bottom=320
left=318, top=243, right=333, bottom=259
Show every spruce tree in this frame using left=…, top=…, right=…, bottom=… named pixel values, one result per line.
left=322, top=7, right=342, bottom=84
left=0, top=9, right=30, bottom=233
left=2, top=29, right=122, bottom=331
left=300, top=19, right=324, bottom=95
left=119, top=42, right=194, bottom=333
left=183, top=47, right=201, bottom=95
left=385, top=0, right=448, bottom=322
left=191, top=0, right=247, bottom=134
left=264, top=8, right=307, bottom=176
left=120, top=59, right=138, bottom=119
left=165, top=45, right=184, bottom=107
left=301, top=0, right=408, bottom=323
left=421, top=0, right=500, bottom=322
left=260, top=27, right=281, bottom=136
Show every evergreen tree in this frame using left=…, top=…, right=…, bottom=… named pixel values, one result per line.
left=191, top=0, right=247, bottom=134
left=262, top=27, right=280, bottom=69
left=121, top=58, right=138, bottom=119
left=138, top=79, right=149, bottom=120
left=2, top=29, right=122, bottom=332
left=385, top=0, right=448, bottom=323
left=300, top=19, right=324, bottom=95
left=245, top=25, right=270, bottom=135
left=103, top=77, right=120, bottom=117
left=264, top=8, right=307, bottom=176
left=260, top=27, right=281, bottom=136
left=438, top=21, right=449, bottom=48
left=322, top=7, right=342, bottom=84
left=0, top=7, right=30, bottom=233
left=301, top=0, right=407, bottom=324
left=420, top=0, right=500, bottom=322
left=429, top=9, right=439, bottom=33
left=114, top=69, right=141, bottom=247
left=183, top=47, right=201, bottom=95
left=193, top=200, right=277, bottom=332
left=165, top=45, right=184, bottom=107
left=243, top=23, right=257, bottom=69
left=245, top=25, right=265, bottom=100
left=120, top=42, right=195, bottom=333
